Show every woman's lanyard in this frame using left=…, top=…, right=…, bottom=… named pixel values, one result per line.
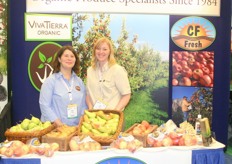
left=61, top=77, right=74, bottom=101
left=98, top=69, right=105, bottom=100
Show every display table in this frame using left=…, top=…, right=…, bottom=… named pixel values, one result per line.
left=0, top=141, right=225, bottom=164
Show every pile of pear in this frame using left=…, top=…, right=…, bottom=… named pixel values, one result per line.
left=9, top=116, right=52, bottom=133
left=80, top=110, right=120, bottom=137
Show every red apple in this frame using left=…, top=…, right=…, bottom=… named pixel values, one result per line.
left=191, top=80, right=199, bottom=86
left=162, top=137, right=173, bottom=147
left=147, top=136, right=156, bottom=146
left=119, top=139, right=128, bottom=149
left=173, top=72, right=181, bottom=79
left=192, top=61, right=202, bottom=69
left=172, top=79, right=178, bottom=86
left=192, top=69, right=203, bottom=80
left=200, top=75, right=212, bottom=87
left=173, top=64, right=182, bottom=73
left=4, top=148, right=14, bottom=157
left=178, top=137, right=185, bottom=146
left=141, top=120, right=150, bottom=129
left=179, top=77, right=191, bottom=86
left=182, top=66, right=193, bottom=78
left=207, top=63, right=214, bottom=72
left=188, top=57, right=195, bottom=65
left=178, top=60, right=188, bottom=67
left=202, top=67, right=210, bottom=75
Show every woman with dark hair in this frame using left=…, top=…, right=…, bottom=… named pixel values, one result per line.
left=39, top=45, right=87, bottom=127
left=86, top=37, right=131, bottom=111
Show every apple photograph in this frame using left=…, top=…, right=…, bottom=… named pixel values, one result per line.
left=72, top=13, right=170, bottom=130
left=172, top=86, right=213, bottom=128
left=172, top=51, right=214, bottom=87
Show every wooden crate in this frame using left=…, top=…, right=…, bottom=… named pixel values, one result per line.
left=42, top=128, right=77, bottom=151
left=124, top=123, right=158, bottom=147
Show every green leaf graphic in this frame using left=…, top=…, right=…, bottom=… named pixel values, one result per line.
left=47, top=56, right=53, bottom=63
left=38, top=63, right=45, bottom=69
left=39, top=51, right=46, bottom=62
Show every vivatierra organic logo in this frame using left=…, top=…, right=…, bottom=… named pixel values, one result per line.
left=28, top=42, right=62, bottom=92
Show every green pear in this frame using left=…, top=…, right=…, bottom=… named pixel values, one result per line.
left=91, top=129, right=101, bottom=135
left=110, top=113, right=120, bottom=119
left=84, top=110, right=96, bottom=118
left=81, top=125, right=90, bottom=134
left=96, top=116, right=106, bottom=124
left=94, top=132, right=109, bottom=137
left=107, top=118, right=119, bottom=124
left=82, top=122, right=93, bottom=130
left=31, top=116, right=41, bottom=125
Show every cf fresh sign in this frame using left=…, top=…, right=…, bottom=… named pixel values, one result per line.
left=25, top=14, right=72, bottom=41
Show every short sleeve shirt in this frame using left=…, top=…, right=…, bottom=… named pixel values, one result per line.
left=86, top=63, right=131, bottom=110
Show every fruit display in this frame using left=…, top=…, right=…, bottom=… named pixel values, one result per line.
left=79, top=110, right=122, bottom=137
left=0, top=140, right=59, bottom=157
left=124, top=120, right=158, bottom=147
left=69, top=135, right=102, bottom=151
left=9, top=116, right=52, bottom=132
left=146, top=120, right=198, bottom=147
left=126, top=120, right=157, bottom=136
left=172, top=51, right=214, bottom=87
left=110, top=134, right=143, bottom=153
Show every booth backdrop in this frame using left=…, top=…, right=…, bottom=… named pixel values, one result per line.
left=8, top=0, right=231, bottom=146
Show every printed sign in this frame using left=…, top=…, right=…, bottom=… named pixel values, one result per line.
left=25, top=14, right=72, bottom=41
left=26, top=0, right=221, bottom=16
left=171, top=16, right=216, bottom=51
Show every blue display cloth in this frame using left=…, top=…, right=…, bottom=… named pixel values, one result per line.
left=0, top=140, right=225, bottom=164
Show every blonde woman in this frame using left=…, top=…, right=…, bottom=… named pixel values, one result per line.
left=86, top=37, right=131, bottom=111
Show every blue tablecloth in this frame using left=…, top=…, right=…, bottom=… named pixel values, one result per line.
left=192, top=148, right=225, bottom=164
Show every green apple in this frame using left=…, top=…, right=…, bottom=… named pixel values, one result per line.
left=42, top=121, right=51, bottom=129
left=20, top=118, right=30, bottom=130
left=28, top=122, right=37, bottom=130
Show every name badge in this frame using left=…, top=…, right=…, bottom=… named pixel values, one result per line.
left=67, top=104, right=78, bottom=119
left=93, top=100, right=107, bottom=109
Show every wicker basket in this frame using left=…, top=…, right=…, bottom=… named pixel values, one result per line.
left=124, top=123, right=158, bottom=147
left=4, top=124, right=55, bottom=143
left=77, top=110, right=124, bottom=146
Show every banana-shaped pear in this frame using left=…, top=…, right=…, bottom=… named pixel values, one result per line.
left=91, top=129, right=101, bottom=135
left=107, top=118, right=119, bottom=124
left=110, top=113, right=120, bottom=119
left=83, top=115, right=91, bottom=123
left=81, top=125, right=90, bottom=134
left=84, top=110, right=96, bottom=118
left=82, top=122, right=93, bottom=130
left=96, top=116, right=106, bottom=124
left=97, top=111, right=112, bottom=120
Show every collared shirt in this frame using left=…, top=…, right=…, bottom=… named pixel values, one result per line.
left=86, top=63, right=131, bottom=110
left=39, top=72, right=88, bottom=126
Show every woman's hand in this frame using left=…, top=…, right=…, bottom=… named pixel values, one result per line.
left=53, top=119, right=63, bottom=127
